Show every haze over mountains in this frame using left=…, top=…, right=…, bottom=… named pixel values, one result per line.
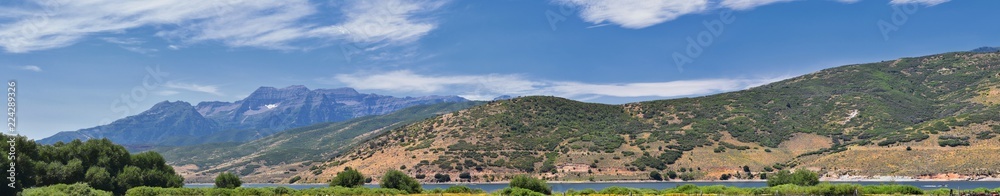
left=38, top=85, right=467, bottom=148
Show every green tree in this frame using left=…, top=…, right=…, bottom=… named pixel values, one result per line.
left=649, top=171, right=663, bottom=181
left=767, top=170, right=791, bottom=187
left=667, top=171, right=678, bottom=179
left=0, top=136, right=182, bottom=195
left=330, top=167, right=365, bottom=187
left=767, top=169, right=818, bottom=186
left=114, top=166, right=144, bottom=194
left=214, top=172, right=242, bottom=189
left=84, top=167, right=113, bottom=191
left=791, top=169, right=819, bottom=186
left=131, top=151, right=170, bottom=171
left=509, top=175, right=551, bottom=195
left=380, top=170, right=422, bottom=193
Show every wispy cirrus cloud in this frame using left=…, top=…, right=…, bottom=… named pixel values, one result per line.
left=164, top=81, right=224, bottom=96
left=330, top=70, right=787, bottom=101
left=554, top=0, right=948, bottom=29
left=101, top=37, right=158, bottom=54
left=153, top=90, right=180, bottom=96
left=13, top=65, right=43, bottom=72
left=0, top=0, right=446, bottom=53
left=719, top=0, right=797, bottom=10
left=310, top=0, right=446, bottom=44
left=889, top=0, right=949, bottom=6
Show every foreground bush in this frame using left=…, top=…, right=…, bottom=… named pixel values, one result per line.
left=861, top=184, right=923, bottom=195
left=381, top=169, right=422, bottom=193
left=214, top=172, right=242, bottom=189
left=22, top=183, right=112, bottom=196
left=666, top=184, right=759, bottom=195
left=767, top=169, right=819, bottom=186
left=596, top=186, right=660, bottom=195
left=496, top=187, right=546, bottom=196
left=298, top=186, right=407, bottom=195
left=424, top=185, right=486, bottom=194
left=330, top=167, right=366, bottom=188
left=509, top=175, right=551, bottom=195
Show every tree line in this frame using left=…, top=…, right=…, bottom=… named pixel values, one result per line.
left=0, top=134, right=182, bottom=195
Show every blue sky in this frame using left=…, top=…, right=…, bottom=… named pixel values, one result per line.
left=1, top=0, right=997, bottom=139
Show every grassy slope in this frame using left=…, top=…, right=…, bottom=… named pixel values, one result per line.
left=154, top=101, right=484, bottom=183
left=296, top=51, right=1000, bottom=183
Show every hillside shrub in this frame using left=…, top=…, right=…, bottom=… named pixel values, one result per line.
left=649, top=171, right=663, bottom=181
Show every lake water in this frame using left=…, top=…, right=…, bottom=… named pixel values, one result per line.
left=185, top=181, right=1000, bottom=192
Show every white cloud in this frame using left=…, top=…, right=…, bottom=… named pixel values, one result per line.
left=101, top=37, right=145, bottom=45
left=554, top=0, right=709, bottom=29
left=719, top=0, right=796, bottom=10
left=554, top=0, right=872, bottom=29
left=164, top=81, right=224, bottom=96
left=154, top=90, right=180, bottom=96
left=309, top=0, right=445, bottom=44
left=0, top=0, right=446, bottom=53
left=331, top=70, right=787, bottom=100
left=14, top=65, right=42, bottom=72
left=102, top=37, right=158, bottom=54
left=889, top=0, right=949, bottom=6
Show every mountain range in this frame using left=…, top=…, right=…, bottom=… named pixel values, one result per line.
left=288, top=50, right=1000, bottom=183
left=38, top=85, right=467, bottom=149
left=155, top=101, right=484, bottom=183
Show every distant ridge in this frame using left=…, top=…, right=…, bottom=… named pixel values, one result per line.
left=492, top=95, right=514, bottom=101
left=39, top=86, right=467, bottom=148
left=971, top=46, right=999, bottom=53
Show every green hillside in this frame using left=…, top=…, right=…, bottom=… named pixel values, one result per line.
left=301, top=51, right=1000, bottom=182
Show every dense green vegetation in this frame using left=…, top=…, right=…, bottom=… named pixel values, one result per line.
left=214, top=172, right=242, bottom=189
left=509, top=175, right=552, bottom=195
left=380, top=170, right=422, bottom=194
left=423, top=185, right=485, bottom=194
left=766, top=169, right=820, bottom=187
left=21, top=183, right=112, bottom=196
left=0, top=135, right=183, bottom=195
left=336, top=51, right=1000, bottom=177
left=330, top=167, right=366, bottom=188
